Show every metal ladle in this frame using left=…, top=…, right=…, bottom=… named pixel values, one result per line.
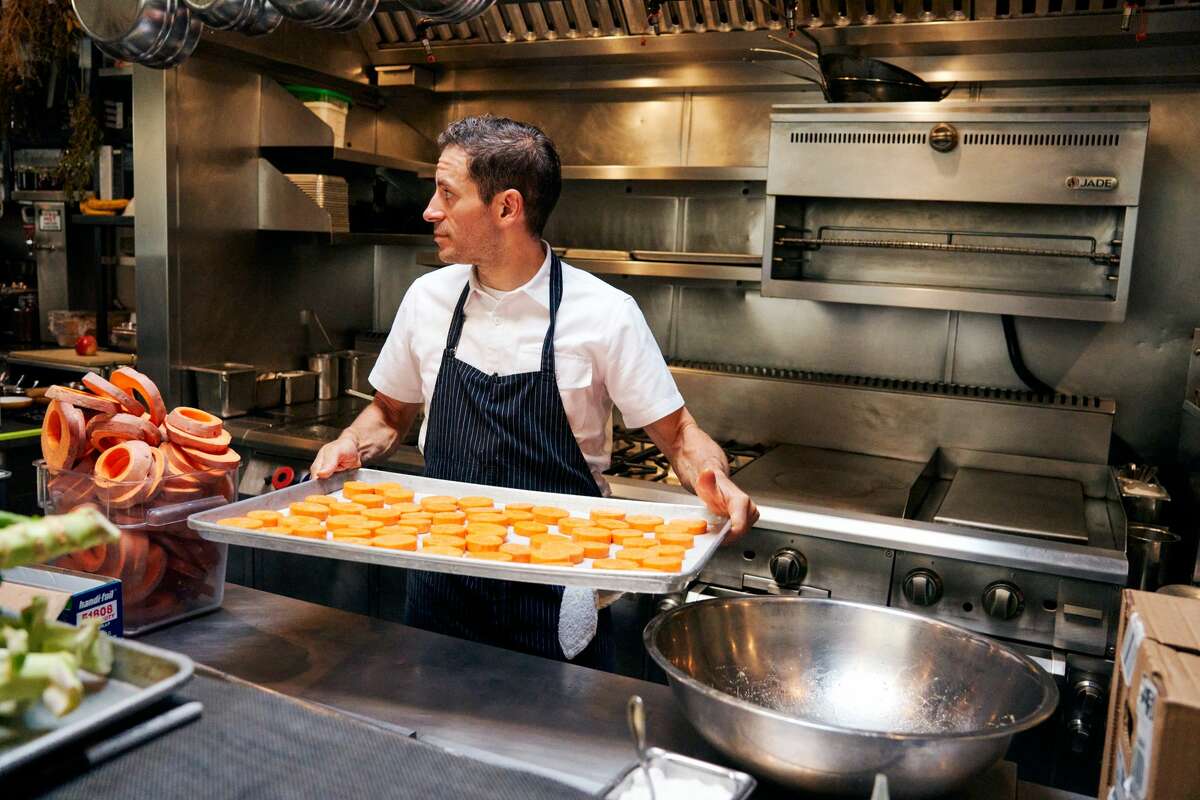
left=626, top=695, right=657, bottom=800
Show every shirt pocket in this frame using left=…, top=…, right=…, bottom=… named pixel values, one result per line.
left=517, top=344, right=593, bottom=389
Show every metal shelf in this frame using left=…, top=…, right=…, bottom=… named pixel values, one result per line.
left=329, top=232, right=434, bottom=246
left=416, top=251, right=760, bottom=283
left=561, top=165, right=766, bottom=182
left=259, top=146, right=432, bottom=177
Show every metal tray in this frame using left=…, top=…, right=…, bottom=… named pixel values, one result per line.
left=600, top=747, right=756, bottom=800
left=0, top=636, right=194, bottom=774
left=631, top=250, right=761, bottom=266
left=189, top=468, right=729, bottom=594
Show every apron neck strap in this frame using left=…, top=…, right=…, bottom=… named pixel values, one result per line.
left=540, top=251, right=564, bottom=373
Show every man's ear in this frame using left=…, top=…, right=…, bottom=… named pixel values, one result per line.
left=495, top=188, right=524, bottom=227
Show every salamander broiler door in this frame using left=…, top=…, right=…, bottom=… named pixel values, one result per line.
left=761, top=102, right=1149, bottom=322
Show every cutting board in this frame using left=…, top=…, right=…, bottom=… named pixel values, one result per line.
left=7, top=349, right=136, bottom=369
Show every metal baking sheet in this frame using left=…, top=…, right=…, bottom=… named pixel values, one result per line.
left=189, top=468, right=729, bottom=594
left=631, top=250, right=762, bottom=266
left=0, top=636, right=195, bottom=774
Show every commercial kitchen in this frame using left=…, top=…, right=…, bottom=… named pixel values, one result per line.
left=0, top=0, right=1198, bottom=798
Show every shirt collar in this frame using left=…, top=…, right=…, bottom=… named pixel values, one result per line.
left=467, top=241, right=553, bottom=310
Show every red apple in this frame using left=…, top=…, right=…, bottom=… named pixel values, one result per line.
left=74, top=335, right=98, bottom=356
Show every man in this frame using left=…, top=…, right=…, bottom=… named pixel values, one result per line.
left=312, top=115, right=758, bottom=670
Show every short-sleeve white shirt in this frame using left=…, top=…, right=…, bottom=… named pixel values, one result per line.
left=369, top=244, right=684, bottom=492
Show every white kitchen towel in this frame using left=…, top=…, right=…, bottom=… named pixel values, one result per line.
left=558, top=586, right=598, bottom=660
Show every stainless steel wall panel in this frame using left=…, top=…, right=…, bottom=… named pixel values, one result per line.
left=669, top=366, right=1114, bottom=463
left=673, top=289, right=952, bottom=381
left=681, top=194, right=765, bottom=254
left=373, top=247, right=431, bottom=330
left=202, top=25, right=369, bottom=84
left=687, top=92, right=803, bottom=166
left=546, top=186, right=681, bottom=251
left=447, top=96, right=685, bottom=165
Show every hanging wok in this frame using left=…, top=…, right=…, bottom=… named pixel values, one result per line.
left=751, top=29, right=953, bottom=103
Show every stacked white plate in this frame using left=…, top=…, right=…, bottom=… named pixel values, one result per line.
left=286, top=174, right=350, bottom=233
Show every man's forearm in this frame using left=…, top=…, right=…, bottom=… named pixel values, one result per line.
left=340, top=395, right=419, bottom=463
left=645, top=408, right=729, bottom=493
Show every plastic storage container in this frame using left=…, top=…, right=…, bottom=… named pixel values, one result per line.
left=35, top=458, right=236, bottom=635
left=284, top=84, right=351, bottom=148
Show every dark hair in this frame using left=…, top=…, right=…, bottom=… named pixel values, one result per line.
left=436, top=115, right=562, bottom=237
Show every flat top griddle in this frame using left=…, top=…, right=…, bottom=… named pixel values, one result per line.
left=934, top=467, right=1089, bottom=544
left=729, top=444, right=929, bottom=518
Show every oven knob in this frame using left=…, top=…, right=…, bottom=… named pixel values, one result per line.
left=930, top=123, right=959, bottom=153
left=769, top=549, right=807, bottom=589
left=982, top=582, right=1024, bottom=620
left=902, top=569, right=943, bottom=606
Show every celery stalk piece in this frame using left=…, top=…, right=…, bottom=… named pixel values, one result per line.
left=0, top=507, right=121, bottom=569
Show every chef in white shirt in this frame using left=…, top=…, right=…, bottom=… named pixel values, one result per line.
left=312, top=115, right=757, bottom=670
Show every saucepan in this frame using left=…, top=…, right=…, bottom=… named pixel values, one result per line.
left=644, top=596, right=1057, bottom=797
left=750, top=30, right=952, bottom=103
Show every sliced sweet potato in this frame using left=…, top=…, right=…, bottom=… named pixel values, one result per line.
left=73, top=543, right=107, bottom=572
left=97, top=536, right=128, bottom=577
left=179, top=445, right=240, bottom=470
left=41, top=400, right=86, bottom=469
left=166, top=407, right=224, bottom=439
left=164, top=421, right=231, bottom=454
left=119, top=532, right=149, bottom=594
left=110, top=367, right=166, bottom=425
left=81, top=372, right=145, bottom=416
left=126, top=542, right=166, bottom=605
left=88, top=412, right=161, bottom=450
left=45, top=385, right=120, bottom=415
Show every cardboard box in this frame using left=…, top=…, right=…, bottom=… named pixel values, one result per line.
left=0, top=565, right=123, bottom=637
left=1099, top=589, right=1200, bottom=800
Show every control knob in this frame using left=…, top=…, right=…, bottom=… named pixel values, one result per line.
left=769, top=549, right=807, bottom=589
left=982, top=582, right=1024, bottom=620
left=902, top=569, right=943, bottom=606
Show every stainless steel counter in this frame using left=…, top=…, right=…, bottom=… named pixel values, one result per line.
left=143, top=585, right=1089, bottom=799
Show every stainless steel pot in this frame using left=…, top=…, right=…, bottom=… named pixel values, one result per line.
left=73, top=0, right=173, bottom=57
left=1127, top=524, right=1182, bottom=591
left=644, top=597, right=1058, bottom=798
left=338, top=350, right=378, bottom=396
left=182, top=0, right=248, bottom=27
left=308, top=353, right=339, bottom=400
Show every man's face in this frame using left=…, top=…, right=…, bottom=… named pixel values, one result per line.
left=424, top=145, right=496, bottom=264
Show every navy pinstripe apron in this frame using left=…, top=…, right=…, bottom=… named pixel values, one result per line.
left=405, top=252, right=614, bottom=670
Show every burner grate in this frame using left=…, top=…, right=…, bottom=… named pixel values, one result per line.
left=606, top=426, right=768, bottom=484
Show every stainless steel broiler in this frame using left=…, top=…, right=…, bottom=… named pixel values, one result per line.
left=761, top=101, right=1150, bottom=322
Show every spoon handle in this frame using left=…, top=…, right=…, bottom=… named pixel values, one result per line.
left=627, top=696, right=657, bottom=800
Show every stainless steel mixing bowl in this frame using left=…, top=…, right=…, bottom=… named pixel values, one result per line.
left=644, top=597, right=1058, bottom=798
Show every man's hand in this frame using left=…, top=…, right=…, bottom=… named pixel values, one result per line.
left=311, top=433, right=362, bottom=480
left=695, top=468, right=759, bottom=541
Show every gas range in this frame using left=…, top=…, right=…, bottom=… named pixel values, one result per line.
left=606, top=426, right=767, bottom=485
